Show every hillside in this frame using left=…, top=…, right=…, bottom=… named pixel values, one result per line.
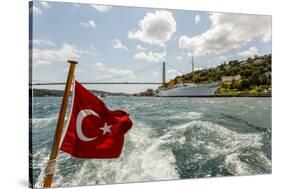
left=173, top=54, right=271, bottom=95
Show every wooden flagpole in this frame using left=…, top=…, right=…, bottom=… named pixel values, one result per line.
left=43, top=60, right=77, bottom=188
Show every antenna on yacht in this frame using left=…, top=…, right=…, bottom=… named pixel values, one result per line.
left=192, top=56, right=195, bottom=84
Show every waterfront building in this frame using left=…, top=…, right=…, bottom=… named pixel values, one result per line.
left=175, top=76, right=183, bottom=84
left=221, top=75, right=241, bottom=82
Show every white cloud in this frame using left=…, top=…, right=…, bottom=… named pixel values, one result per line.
left=237, top=46, right=258, bottom=57
left=112, top=39, right=128, bottom=50
left=167, top=69, right=182, bottom=80
left=179, top=13, right=271, bottom=56
left=80, top=20, right=96, bottom=29
left=187, top=52, right=193, bottom=57
left=33, top=39, right=55, bottom=46
left=33, top=43, right=81, bottom=66
left=176, top=56, right=183, bottom=60
left=95, top=62, right=104, bottom=67
left=90, top=5, right=112, bottom=12
left=152, top=71, right=159, bottom=77
left=33, top=6, right=42, bottom=15
left=176, top=52, right=193, bottom=61
left=80, top=45, right=97, bottom=55
left=194, top=67, right=203, bottom=71
left=94, top=62, right=135, bottom=79
left=73, top=4, right=80, bottom=7
left=128, top=10, right=176, bottom=46
left=62, top=67, right=85, bottom=73
left=195, top=14, right=200, bottom=24
left=219, top=55, right=227, bottom=60
left=40, top=2, right=50, bottom=8
left=33, top=60, right=51, bottom=66
left=136, top=44, right=146, bottom=51
left=134, top=51, right=166, bottom=62
left=262, top=35, right=271, bottom=42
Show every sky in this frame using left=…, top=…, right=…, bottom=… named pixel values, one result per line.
left=31, top=1, right=272, bottom=93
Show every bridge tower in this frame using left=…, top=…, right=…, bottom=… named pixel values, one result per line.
left=162, top=61, right=166, bottom=88
left=192, top=56, right=195, bottom=84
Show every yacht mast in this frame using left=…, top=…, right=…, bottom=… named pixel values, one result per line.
left=192, top=56, right=195, bottom=83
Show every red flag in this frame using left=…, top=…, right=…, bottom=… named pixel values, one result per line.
left=60, top=81, right=132, bottom=158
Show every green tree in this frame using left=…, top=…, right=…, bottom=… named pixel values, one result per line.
left=231, top=80, right=241, bottom=90
left=260, top=75, right=268, bottom=85
left=241, top=79, right=250, bottom=89
left=247, top=57, right=253, bottom=63
left=249, top=75, right=260, bottom=86
left=222, top=82, right=230, bottom=89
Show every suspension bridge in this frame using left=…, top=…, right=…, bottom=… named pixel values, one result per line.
left=32, top=82, right=162, bottom=85
left=31, top=62, right=186, bottom=87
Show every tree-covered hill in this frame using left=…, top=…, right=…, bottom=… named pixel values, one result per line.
left=180, top=54, right=271, bottom=85
left=172, top=54, right=271, bottom=95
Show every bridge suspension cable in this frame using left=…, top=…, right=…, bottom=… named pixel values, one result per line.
left=165, top=63, right=185, bottom=75
left=31, top=82, right=162, bottom=86
left=94, top=63, right=161, bottom=82
left=31, top=63, right=162, bottom=85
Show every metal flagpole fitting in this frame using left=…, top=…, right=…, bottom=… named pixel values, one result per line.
left=67, top=60, right=78, bottom=65
left=43, top=60, right=77, bottom=188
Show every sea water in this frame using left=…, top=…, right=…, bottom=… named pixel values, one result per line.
left=30, top=97, right=272, bottom=188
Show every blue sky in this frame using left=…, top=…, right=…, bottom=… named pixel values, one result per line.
left=31, top=1, right=272, bottom=93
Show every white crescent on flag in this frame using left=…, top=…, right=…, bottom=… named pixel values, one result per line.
left=76, top=109, right=100, bottom=141
left=60, top=81, right=133, bottom=159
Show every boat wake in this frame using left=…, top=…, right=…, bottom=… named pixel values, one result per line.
left=161, top=120, right=271, bottom=178
left=31, top=97, right=271, bottom=188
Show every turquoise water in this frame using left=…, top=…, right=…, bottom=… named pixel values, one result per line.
left=30, top=97, right=272, bottom=188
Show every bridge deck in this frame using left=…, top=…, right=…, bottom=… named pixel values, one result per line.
left=31, top=82, right=162, bottom=85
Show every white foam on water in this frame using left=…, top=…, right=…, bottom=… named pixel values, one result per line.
left=224, top=153, right=254, bottom=175
left=161, top=120, right=271, bottom=175
left=178, top=136, right=186, bottom=145
left=32, top=146, right=74, bottom=188
left=171, top=111, right=203, bottom=120
left=51, top=153, right=73, bottom=188
left=169, top=120, right=263, bottom=150
left=224, top=151, right=271, bottom=175
left=186, top=112, right=203, bottom=120
left=204, top=100, right=215, bottom=104
left=32, top=147, right=49, bottom=188
left=32, top=116, right=57, bottom=128
left=243, top=104, right=254, bottom=109
left=57, top=122, right=179, bottom=187
left=33, top=119, right=270, bottom=188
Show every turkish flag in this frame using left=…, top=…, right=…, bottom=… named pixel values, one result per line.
left=60, top=81, right=132, bottom=159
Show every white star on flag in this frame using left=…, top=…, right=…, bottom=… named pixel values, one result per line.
left=100, top=123, right=112, bottom=135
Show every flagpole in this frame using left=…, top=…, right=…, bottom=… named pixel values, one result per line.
left=43, top=60, right=77, bottom=188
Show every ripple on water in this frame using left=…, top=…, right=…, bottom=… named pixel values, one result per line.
left=31, top=97, right=271, bottom=187
left=160, top=120, right=271, bottom=178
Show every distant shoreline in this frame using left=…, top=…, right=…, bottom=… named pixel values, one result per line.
left=31, top=88, right=129, bottom=97
left=157, top=94, right=271, bottom=98
left=31, top=89, right=271, bottom=98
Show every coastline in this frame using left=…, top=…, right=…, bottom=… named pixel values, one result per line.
left=158, top=94, right=271, bottom=97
